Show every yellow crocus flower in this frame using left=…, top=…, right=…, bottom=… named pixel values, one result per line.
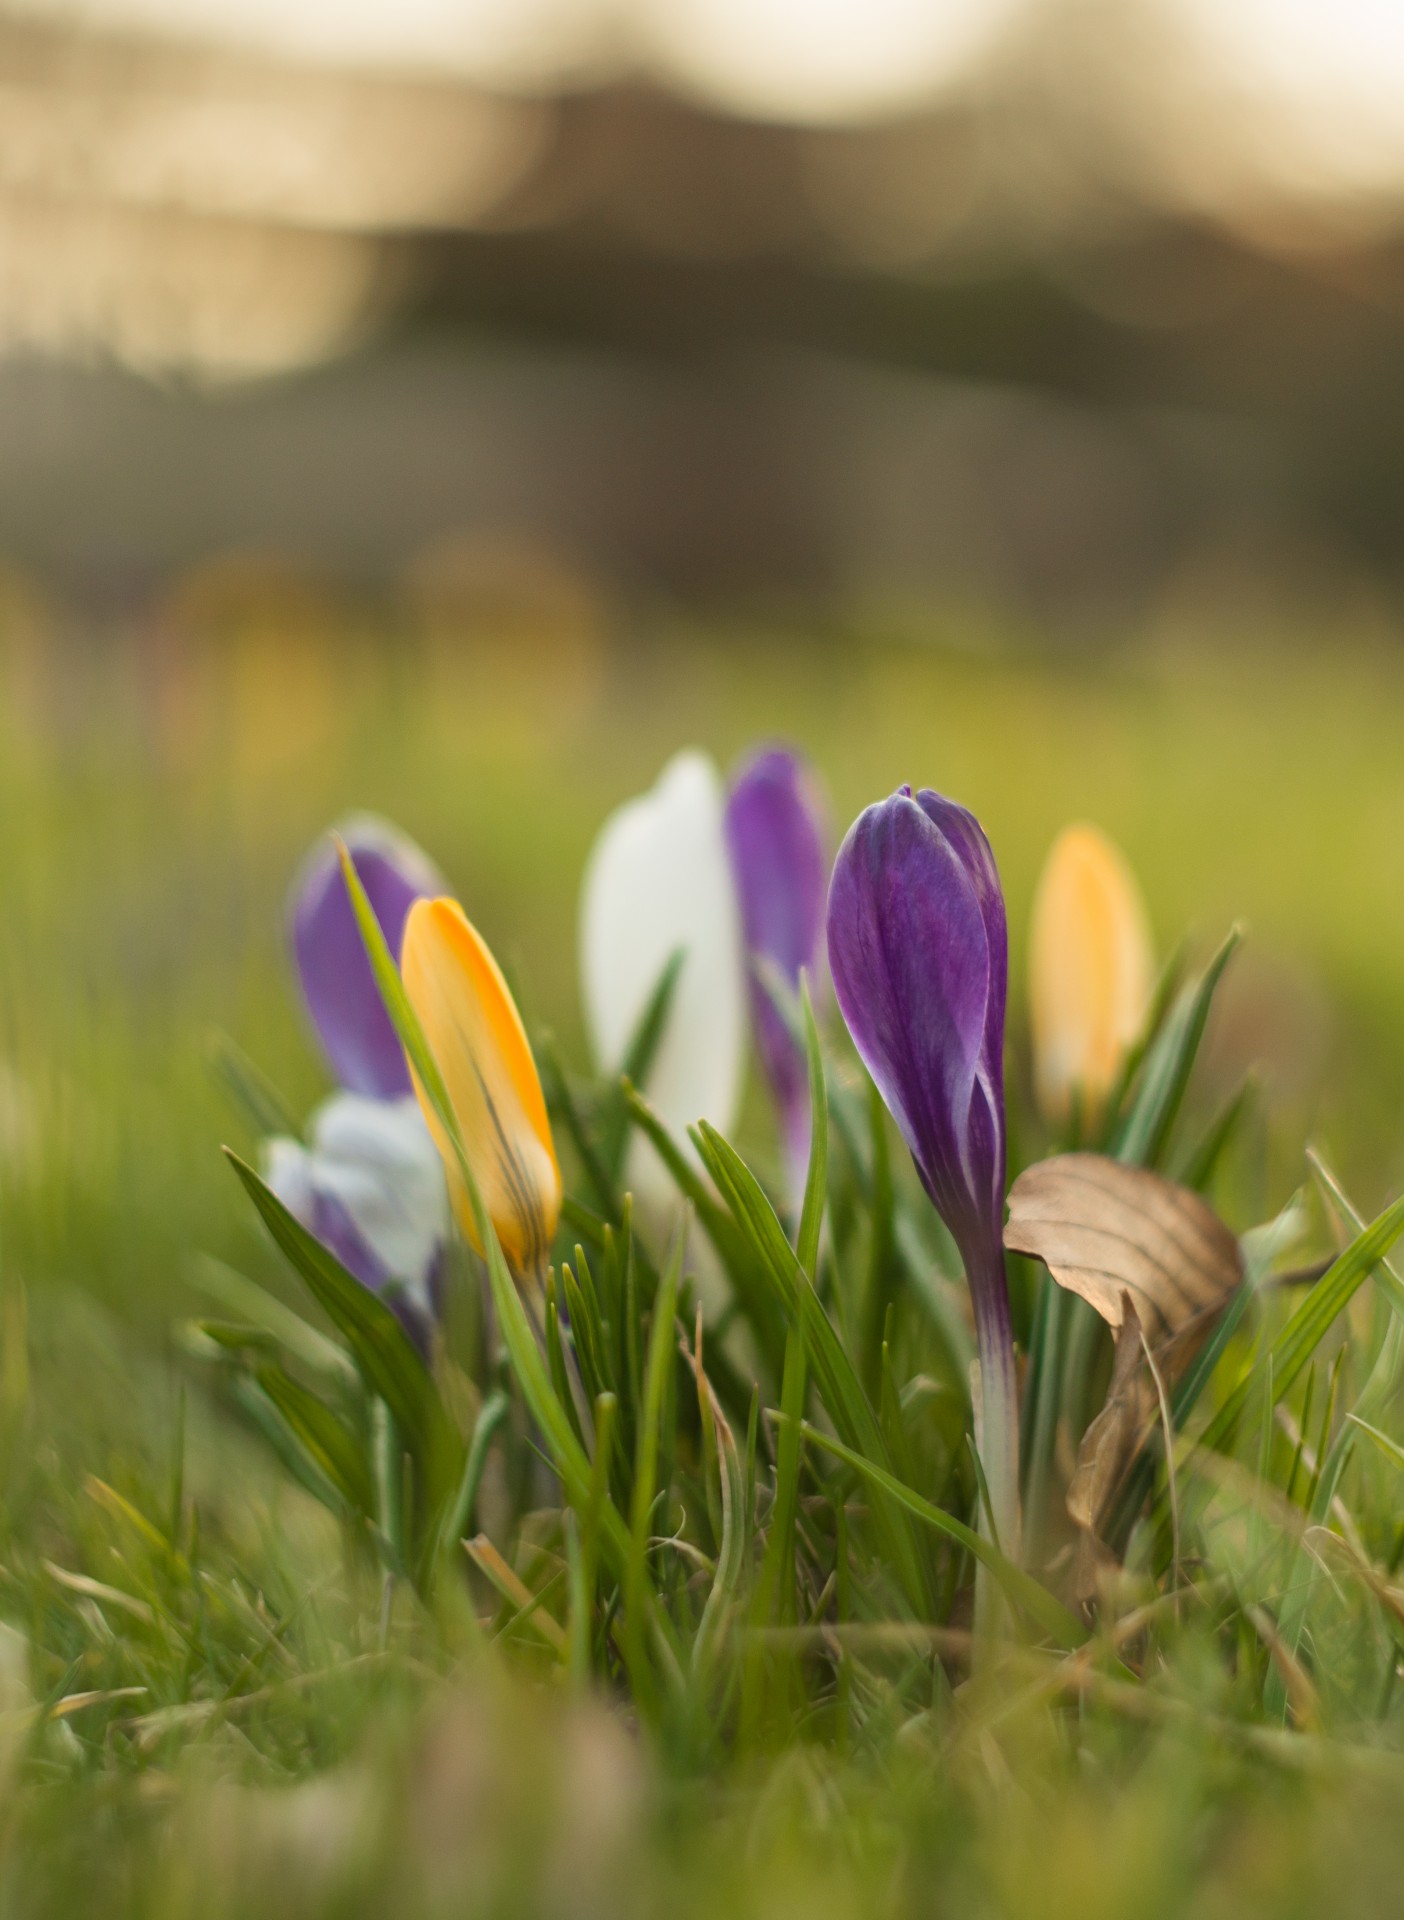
left=401, top=897, right=561, bottom=1281
left=1029, top=824, right=1154, bottom=1128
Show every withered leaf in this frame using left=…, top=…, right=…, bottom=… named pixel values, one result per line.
left=1008, top=1155, right=1243, bottom=1583
left=1003, top=1152, right=1243, bottom=1347
left=1065, top=1296, right=1145, bottom=1537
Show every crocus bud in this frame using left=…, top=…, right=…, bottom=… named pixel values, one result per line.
left=724, top=746, right=829, bottom=1205
left=290, top=815, right=443, bottom=1100
left=1029, top=823, right=1153, bottom=1129
left=401, top=896, right=561, bottom=1282
left=827, top=785, right=1018, bottom=1561
left=579, top=750, right=746, bottom=1209
left=264, top=1091, right=449, bottom=1350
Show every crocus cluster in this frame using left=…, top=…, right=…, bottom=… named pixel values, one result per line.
left=580, top=745, right=829, bottom=1210
left=259, top=745, right=1160, bottom=1631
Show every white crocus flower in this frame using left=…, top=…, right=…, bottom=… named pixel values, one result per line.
left=579, top=749, right=747, bottom=1212
left=264, top=1092, right=450, bottom=1329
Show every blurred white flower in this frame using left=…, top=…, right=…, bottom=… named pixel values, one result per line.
left=263, top=1092, right=449, bottom=1332
left=579, top=749, right=746, bottom=1211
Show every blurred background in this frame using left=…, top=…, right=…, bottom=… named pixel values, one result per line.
left=2, top=0, right=1404, bottom=1359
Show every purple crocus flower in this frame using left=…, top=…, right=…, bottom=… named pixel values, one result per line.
left=290, top=815, right=442, bottom=1100
left=724, top=747, right=829, bottom=1204
left=826, top=785, right=1018, bottom=1565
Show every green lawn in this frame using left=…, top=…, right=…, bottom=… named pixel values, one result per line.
left=4, top=598, right=1404, bottom=1915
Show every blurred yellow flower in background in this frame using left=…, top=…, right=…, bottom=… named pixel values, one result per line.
left=1029, top=823, right=1154, bottom=1129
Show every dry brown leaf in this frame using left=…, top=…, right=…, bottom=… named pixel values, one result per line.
left=1003, top=1152, right=1243, bottom=1346
left=1065, top=1295, right=1145, bottom=1536
left=1006, top=1155, right=1243, bottom=1584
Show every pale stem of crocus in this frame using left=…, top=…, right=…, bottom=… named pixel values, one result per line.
left=969, top=1242, right=1021, bottom=1642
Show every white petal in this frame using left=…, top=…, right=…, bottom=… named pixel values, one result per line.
left=579, top=750, right=746, bottom=1207
left=305, top=1092, right=449, bottom=1294
left=263, top=1134, right=318, bottom=1229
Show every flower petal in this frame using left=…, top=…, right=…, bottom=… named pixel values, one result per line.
left=1029, top=823, right=1154, bottom=1125
left=911, top=788, right=1007, bottom=1086
left=826, top=787, right=995, bottom=1238
left=724, top=745, right=829, bottom=1197
left=827, top=782, right=1018, bottom=1565
left=579, top=750, right=746, bottom=1207
left=401, top=896, right=561, bottom=1278
left=290, top=814, right=443, bottom=1100
left=263, top=1092, right=449, bottom=1341
left=308, top=1093, right=449, bottom=1293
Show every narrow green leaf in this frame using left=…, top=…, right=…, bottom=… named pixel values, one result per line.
left=230, top=1378, right=353, bottom=1521
left=799, top=1423, right=1084, bottom=1648
left=1174, top=1073, right=1258, bottom=1193
left=437, top=1390, right=510, bottom=1561
left=1349, top=1416, right=1404, bottom=1477
left=601, top=949, right=686, bottom=1177
left=1112, top=927, right=1240, bottom=1169
left=188, top=1254, right=356, bottom=1383
left=795, top=975, right=829, bottom=1281
left=255, top=1362, right=375, bottom=1517
left=224, top=1150, right=453, bottom=1478
left=207, top=1031, right=302, bottom=1142
left=545, top=1282, right=586, bottom=1450
left=693, top=1120, right=932, bottom=1615
left=627, top=1085, right=786, bottom=1368
left=1099, top=937, right=1187, bottom=1149
left=538, top=1033, right=619, bottom=1218
left=627, top=1227, right=684, bottom=1694
left=757, top=1322, right=808, bottom=1627
left=1310, top=1151, right=1404, bottom=1324
left=1200, top=1192, right=1404, bottom=1456
left=1107, top=1195, right=1303, bottom=1552
left=334, top=838, right=460, bottom=1156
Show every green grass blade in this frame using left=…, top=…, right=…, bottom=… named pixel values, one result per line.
left=1199, top=1191, right=1404, bottom=1456
left=627, top=1086, right=786, bottom=1369
left=799, top=1423, right=1084, bottom=1648
left=224, top=1150, right=454, bottom=1478
left=626, top=1227, right=684, bottom=1706
left=1174, top=1073, right=1258, bottom=1193
left=1112, top=927, right=1240, bottom=1169
left=254, top=1362, right=375, bottom=1518
left=229, top=1377, right=355, bottom=1522
left=437, top=1389, right=510, bottom=1562
left=795, top=975, right=828, bottom=1280
left=207, top=1032, right=302, bottom=1141
left=1310, top=1151, right=1404, bottom=1324
left=601, top=950, right=686, bottom=1178
left=692, top=1120, right=932, bottom=1616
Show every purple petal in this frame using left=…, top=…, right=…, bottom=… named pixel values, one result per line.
left=289, top=816, right=441, bottom=1099
left=910, top=788, right=1008, bottom=1214
left=724, top=747, right=829, bottom=1194
left=311, top=1190, right=434, bottom=1356
left=311, top=1187, right=390, bottom=1294
left=826, top=786, right=1011, bottom=1267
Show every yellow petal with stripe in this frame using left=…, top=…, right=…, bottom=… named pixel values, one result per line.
left=1029, top=824, right=1154, bottom=1128
left=401, top=896, right=561, bottom=1279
